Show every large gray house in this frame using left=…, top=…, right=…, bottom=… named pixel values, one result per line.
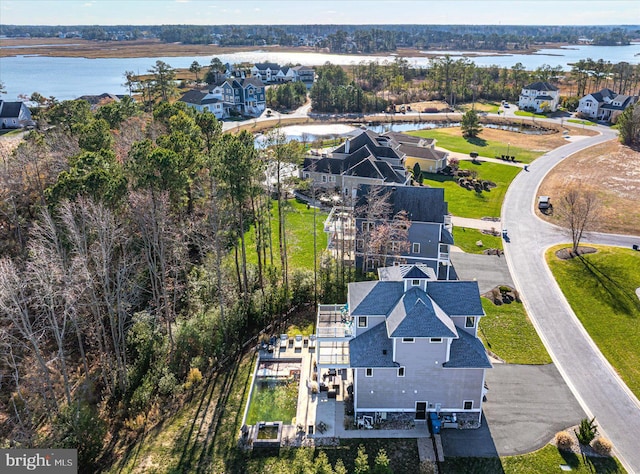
left=324, top=184, right=453, bottom=279
left=316, top=263, right=491, bottom=425
left=302, top=130, right=411, bottom=195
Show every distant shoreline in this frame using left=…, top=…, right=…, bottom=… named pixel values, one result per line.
left=0, top=37, right=572, bottom=60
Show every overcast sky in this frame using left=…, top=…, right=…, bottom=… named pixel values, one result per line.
left=1, top=0, right=638, bottom=26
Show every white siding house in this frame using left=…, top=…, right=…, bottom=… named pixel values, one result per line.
left=518, top=81, right=560, bottom=113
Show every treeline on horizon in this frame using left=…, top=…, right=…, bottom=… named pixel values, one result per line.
left=1, top=24, right=638, bottom=51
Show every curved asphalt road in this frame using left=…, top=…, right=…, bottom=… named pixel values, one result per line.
left=502, top=125, right=640, bottom=473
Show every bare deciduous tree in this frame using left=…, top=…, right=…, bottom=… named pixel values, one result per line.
left=556, top=183, right=601, bottom=256
left=355, top=185, right=392, bottom=273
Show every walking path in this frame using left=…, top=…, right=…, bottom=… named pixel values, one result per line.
left=451, top=216, right=501, bottom=232
left=501, top=124, right=640, bottom=473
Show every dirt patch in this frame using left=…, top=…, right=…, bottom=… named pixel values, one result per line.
left=554, top=246, right=597, bottom=260
left=538, top=140, right=640, bottom=235
left=0, top=132, right=25, bottom=159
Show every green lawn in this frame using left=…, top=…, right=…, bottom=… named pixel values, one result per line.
left=422, top=160, right=521, bottom=218
left=514, top=110, right=548, bottom=119
left=442, top=444, right=625, bottom=474
left=452, top=227, right=503, bottom=253
left=245, top=380, right=298, bottom=425
left=408, top=129, right=543, bottom=163
left=480, top=298, right=551, bottom=364
left=244, top=199, right=328, bottom=272
left=567, top=118, right=597, bottom=126
left=546, top=245, right=640, bottom=398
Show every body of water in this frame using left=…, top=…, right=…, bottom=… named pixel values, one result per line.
left=1, top=43, right=639, bottom=101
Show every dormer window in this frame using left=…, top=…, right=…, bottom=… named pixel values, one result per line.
left=465, top=317, right=476, bottom=328
left=412, top=279, right=420, bottom=286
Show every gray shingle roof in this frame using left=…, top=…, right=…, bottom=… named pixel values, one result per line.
left=426, top=281, right=484, bottom=316
left=179, top=90, right=208, bottom=105
left=534, top=94, right=555, bottom=101
left=589, top=88, right=616, bottom=102
left=386, top=287, right=458, bottom=338
left=441, top=228, right=454, bottom=245
left=349, top=322, right=396, bottom=367
left=399, top=143, right=447, bottom=160
left=0, top=101, right=25, bottom=118
left=349, top=281, right=404, bottom=316
left=443, top=329, right=492, bottom=369
left=254, top=62, right=280, bottom=71
left=355, top=185, right=448, bottom=224
left=524, top=81, right=558, bottom=92
left=403, top=265, right=434, bottom=279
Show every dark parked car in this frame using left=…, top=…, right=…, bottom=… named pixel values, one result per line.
left=538, top=196, right=551, bottom=210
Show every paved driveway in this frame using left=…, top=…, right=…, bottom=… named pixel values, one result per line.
left=450, top=253, right=513, bottom=294
left=442, top=364, right=584, bottom=457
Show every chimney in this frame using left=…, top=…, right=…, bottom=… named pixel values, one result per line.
left=345, top=139, right=350, bottom=154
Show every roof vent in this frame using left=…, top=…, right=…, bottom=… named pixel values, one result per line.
left=382, top=349, right=387, bottom=355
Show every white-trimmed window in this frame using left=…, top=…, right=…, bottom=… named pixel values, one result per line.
left=465, top=316, right=476, bottom=328
left=412, top=279, right=420, bottom=286
left=398, top=367, right=405, bottom=377
left=358, top=316, right=367, bottom=328
left=362, top=221, right=374, bottom=232
left=330, top=175, right=336, bottom=182
left=322, top=175, right=327, bottom=183
left=402, top=337, right=414, bottom=343
left=365, top=368, right=373, bottom=377
left=356, top=239, right=364, bottom=251
left=463, top=400, right=473, bottom=410
left=430, top=337, right=442, bottom=343
left=303, top=172, right=310, bottom=179
left=412, top=242, right=420, bottom=254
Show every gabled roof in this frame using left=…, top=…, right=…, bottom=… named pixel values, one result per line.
left=386, top=287, right=458, bottom=338
left=179, top=90, right=207, bottom=105
left=441, top=228, right=454, bottom=245
left=523, top=81, right=558, bottom=92
left=383, top=131, right=432, bottom=146
left=587, top=88, right=616, bottom=102
left=333, top=130, right=403, bottom=161
left=399, top=143, right=447, bottom=160
left=292, top=65, right=314, bottom=72
left=253, top=62, right=280, bottom=71
left=349, top=323, right=396, bottom=367
left=240, top=77, right=265, bottom=88
left=349, top=281, right=404, bottom=316
left=346, top=156, right=385, bottom=180
left=402, top=265, right=434, bottom=280
left=355, top=185, right=448, bottom=224
left=443, top=329, right=492, bottom=369
left=0, top=101, right=25, bottom=118
left=378, top=264, right=437, bottom=281
left=426, top=281, right=484, bottom=316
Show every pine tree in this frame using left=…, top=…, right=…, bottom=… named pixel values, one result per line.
left=461, top=109, right=482, bottom=138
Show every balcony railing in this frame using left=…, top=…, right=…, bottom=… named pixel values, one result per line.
left=317, top=304, right=354, bottom=339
